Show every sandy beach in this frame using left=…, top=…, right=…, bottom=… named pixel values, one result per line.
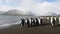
left=0, top=24, right=60, bottom=34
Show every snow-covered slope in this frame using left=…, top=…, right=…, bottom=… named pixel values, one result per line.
left=4, top=9, right=34, bottom=16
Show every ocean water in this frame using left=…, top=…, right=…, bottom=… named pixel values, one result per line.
left=0, top=15, right=60, bottom=29
left=0, top=15, right=36, bottom=29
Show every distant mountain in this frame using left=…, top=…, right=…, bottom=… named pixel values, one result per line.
left=0, top=9, right=59, bottom=16
left=0, top=11, right=6, bottom=15
left=5, top=9, right=22, bottom=16
left=42, top=12, right=57, bottom=16
left=4, top=9, right=34, bottom=16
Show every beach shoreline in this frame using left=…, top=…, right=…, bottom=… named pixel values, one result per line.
left=0, top=24, right=60, bottom=34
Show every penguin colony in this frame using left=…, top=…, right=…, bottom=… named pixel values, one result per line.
left=20, top=17, right=59, bottom=27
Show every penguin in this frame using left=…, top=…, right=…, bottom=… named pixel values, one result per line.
left=26, top=18, right=30, bottom=27
left=38, top=18, right=43, bottom=26
left=33, top=18, right=36, bottom=26
left=30, top=18, right=33, bottom=26
left=50, top=17, right=55, bottom=27
left=20, top=18, right=25, bottom=27
left=35, top=18, right=39, bottom=26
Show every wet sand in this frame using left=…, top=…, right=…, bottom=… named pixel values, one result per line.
left=0, top=24, right=60, bottom=34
